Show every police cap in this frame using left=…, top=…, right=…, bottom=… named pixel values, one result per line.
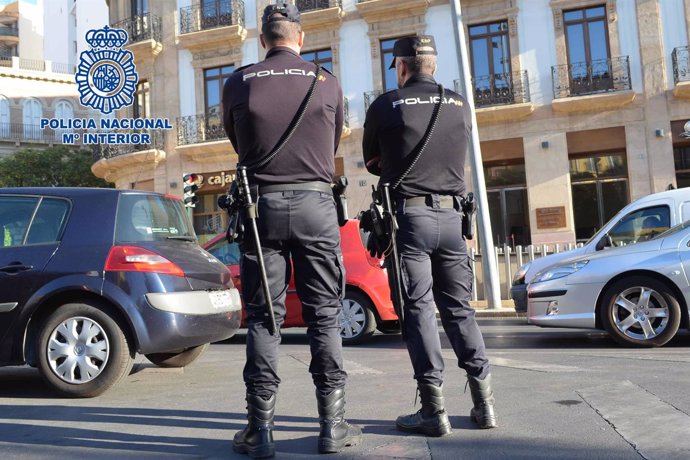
left=261, top=3, right=301, bottom=26
left=389, top=35, right=438, bottom=69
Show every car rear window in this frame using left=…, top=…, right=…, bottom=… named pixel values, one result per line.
left=115, top=194, right=195, bottom=242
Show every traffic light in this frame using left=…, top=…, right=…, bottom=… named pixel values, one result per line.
left=183, top=173, right=203, bottom=208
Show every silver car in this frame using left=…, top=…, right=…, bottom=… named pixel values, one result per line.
left=527, top=221, right=690, bottom=347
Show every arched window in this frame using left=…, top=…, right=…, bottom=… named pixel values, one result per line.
left=22, top=98, right=42, bottom=140
left=0, top=96, right=9, bottom=139
left=54, top=100, right=74, bottom=138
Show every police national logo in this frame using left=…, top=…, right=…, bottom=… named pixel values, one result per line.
left=75, top=26, right=138, bottom=114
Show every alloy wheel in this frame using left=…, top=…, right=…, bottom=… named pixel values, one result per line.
left=340, top=298, right=367, bottom=339
left=612, top=286, right=670, bottom=341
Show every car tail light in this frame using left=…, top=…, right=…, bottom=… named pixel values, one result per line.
left=105, top=246, right=185, bottom=277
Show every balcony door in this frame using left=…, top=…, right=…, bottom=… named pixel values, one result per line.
left=131, top=0, right=147, bottom=15
left=22, top=99, right=42, bottom=141
left=201, top=0, right=232, bottom=29
left=203, top=64, right=234, bottom=142
left=0, top=96, right=9, bottom=138
left=564, top=5, right=612, bottom=94
left=469, top=21, right=512, bottom=107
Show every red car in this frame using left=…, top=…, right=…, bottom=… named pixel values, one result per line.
left=203, top=219, right=399, bottom=344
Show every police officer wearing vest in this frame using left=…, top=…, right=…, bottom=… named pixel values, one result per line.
left=223, top=3, right=361, bottom=457
left=362, top=35, right=498, bottom=436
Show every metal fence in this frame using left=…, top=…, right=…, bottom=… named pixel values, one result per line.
left=295, top=0, right=341, bottom=12
left=0, top=122, right=90, bottom=144
left=179, top=0, right=245, bottom=34
left=177, top=113, right=225, bottom=146
left=468, top=242, right=584, bottom=301
left=112, top=13, right=162, bottom=44
left=673, top=46, right=689, bottom=85
left=552, top=56, right=631, bottom=99
left=455, top=70, right=530, bottom=108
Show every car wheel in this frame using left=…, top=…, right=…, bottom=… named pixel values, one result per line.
left=36, top=302, right=134, bottom=397
left=145, top=343, right=209, bottom=368
left=340, top=291, right=376, bottom=345
left=601, top=276, right=681, bottom=347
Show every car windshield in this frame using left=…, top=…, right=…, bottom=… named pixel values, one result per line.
left=115, top=194, right=195, bottom=242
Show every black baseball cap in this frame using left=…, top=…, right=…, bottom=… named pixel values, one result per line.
left=389, top=35, right=438, bottom=69
left=261, top=3, right=301, bottom=26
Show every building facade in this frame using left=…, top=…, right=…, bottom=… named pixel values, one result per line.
left=0, top=0, right=108, bottom=157
left=97, top=0, right=690, bottom=246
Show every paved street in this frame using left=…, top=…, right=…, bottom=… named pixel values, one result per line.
left=1, top=318, right=689, bottom=459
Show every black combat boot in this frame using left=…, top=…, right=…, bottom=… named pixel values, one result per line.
left=315, top=388, right=363, bottom=454
left=395, top=383, right=452, bottom=437
left=467, top=373, right=498, bottom=429
left=233, top=393, right=276, bottom=459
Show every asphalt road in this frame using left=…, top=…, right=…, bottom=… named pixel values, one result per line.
left=1, top=319, right=689, bottom=459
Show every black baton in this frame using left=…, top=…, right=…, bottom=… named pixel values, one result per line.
left=380, top=183, right=405, bottom=340
left=237, top=167, right=278, bottom=336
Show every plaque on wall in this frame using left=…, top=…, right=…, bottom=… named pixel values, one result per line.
left=536, top=207, right=566, bottom=229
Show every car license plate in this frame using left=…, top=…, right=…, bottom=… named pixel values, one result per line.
left=209, top=290, right=232, bottom=310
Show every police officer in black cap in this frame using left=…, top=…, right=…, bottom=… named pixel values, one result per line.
left=362, top=35, right=498, bottom=436
left=223, top=3, right=361, bottom=457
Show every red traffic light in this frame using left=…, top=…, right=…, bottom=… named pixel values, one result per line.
left=183, top=173, right=203, bottom=185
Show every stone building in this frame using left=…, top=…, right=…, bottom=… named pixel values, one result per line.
left=97, top=0, right=690, bottom=246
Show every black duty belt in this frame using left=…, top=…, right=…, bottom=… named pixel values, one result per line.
left=259, top=181, right=332, bottom=194
left=403, top=195, right=456, bottom=209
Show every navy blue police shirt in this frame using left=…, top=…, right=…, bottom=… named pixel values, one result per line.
left=223, top=46, right=344, bottom=185
left=362, top=74, right=472, bottom=198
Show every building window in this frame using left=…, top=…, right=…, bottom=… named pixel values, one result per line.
left=133, top=80, right=149, bottom=119
left=0, top=96, right=9, bottom=138
left=674, top=146, right=690, bottom=188
left=54, top=101, right=74, bottom=137
left=22, top=98, right=42, bottom=140
left=301, top=48, right=333, bottom=73
left=204, top=64, right=234, bottom=118
left=469, top=21, right=512, bottom=107
left=192, top=192, right=228, bottom=244
left=131, top=0, right=148, bottom=15
left=485, top=162, right=530, bottom=247
left=570, top=152, right=628, bottom=241
left=380, top=37, right=409, bottom=91
left=564, top=5, right=611, bottom=94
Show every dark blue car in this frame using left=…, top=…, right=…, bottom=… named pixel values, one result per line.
left=0, top=188, right=241, bottom=397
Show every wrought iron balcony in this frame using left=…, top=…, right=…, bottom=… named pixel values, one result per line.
left=112, top=13, right=162, bottom=44
left=0, top=51, right=12, bottom=67
left=177, top=113, right=226, bottom=146
left=552, top=56, right=631, bottom=99
left=364, top=90, right=383, bottom=111
left=179, top=0, right=244, bottom=34
left=343, top=97, right=349, bottom=129
left=454, top=71, right=530, bottom=108
left=673, top=46, right=689, bottom=84
left=93, top=130, right=165, bottom=160
left=0, top=25, right=18, bottom=37
left=296, top=0, right=341, bottom=12
left=0, top=122, right=87, bottom=144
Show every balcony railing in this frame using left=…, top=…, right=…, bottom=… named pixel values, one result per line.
left=343, top=97, right=349, bottom=129
left=296, top=0, right=341, bottom=12
left=673, top=46, right=689, bottom=84
left=179, top=0, right=245, bottom=34
left=112, top=13, right=162, bottom=44
left=454, top=70, right=530, bottom=108
left=364, top=90, right=383, bottom=111
left=0, top=122, right=87, bottom=144
left=0, top=52, right=13, bottom=67
left=552, top=56, right=631, bottom=99
left=177, top=113, right=226, bottom=146
left=0, top=25, right=18, bottom=37
left=93, top=130, right=165, bottom=160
